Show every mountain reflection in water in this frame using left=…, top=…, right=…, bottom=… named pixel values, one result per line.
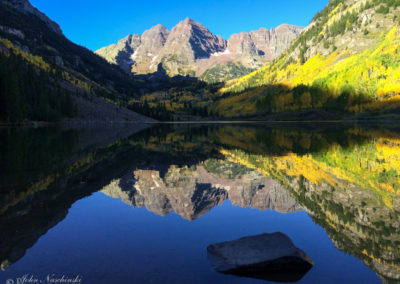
left=101, top=165, right=302, bottom=221
left=0, top=123, right=399, bottom=283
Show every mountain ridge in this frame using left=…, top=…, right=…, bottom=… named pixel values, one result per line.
left=95, top=19, right=302, bottom=81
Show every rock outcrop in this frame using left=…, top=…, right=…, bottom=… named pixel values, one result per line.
left=207, top=232, right=313, bottom=282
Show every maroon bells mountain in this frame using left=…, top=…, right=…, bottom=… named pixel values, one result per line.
left=95, top=18, right=302, bottom=82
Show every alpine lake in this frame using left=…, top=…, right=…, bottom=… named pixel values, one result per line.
left=0, top=122, right=399, bottom=284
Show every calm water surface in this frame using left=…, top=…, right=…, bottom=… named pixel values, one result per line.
left=0, top=123, right=399, bottom=284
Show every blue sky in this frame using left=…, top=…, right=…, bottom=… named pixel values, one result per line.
left=30, top=0, right=328, bottom=51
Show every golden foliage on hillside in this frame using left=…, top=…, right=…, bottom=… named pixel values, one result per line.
left=215, top=1, right=400, bottom=118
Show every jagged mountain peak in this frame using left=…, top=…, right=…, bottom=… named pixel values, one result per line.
left=96, top=19, right=302, bottom=80
left=253, top=27, right=269, bottom=33
left=164, top=17, right=227, bottom=58
left=124, top=33, right=140, bottom=40
left=171, top=17, right=219, bottom=37
left=142, top=23, right=170, bottom=39
left=147, top=23, right=169, bottom=33
left=182, top=17, right=199, bottom=25
left=118, top=34, right=141, bottom=45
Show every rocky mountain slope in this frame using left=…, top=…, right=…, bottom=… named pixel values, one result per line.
left=214, top=0, right=400, bottom=119
left=199, top=24, right=303, bottom=82
left=95, top=19, right=302, bottom=82
left=0, top=0, right=152, bottom=123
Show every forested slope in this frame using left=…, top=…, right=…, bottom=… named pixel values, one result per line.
left=0, top=1, right=150, bottom=123
left=213, top=0, right=400, bottom=119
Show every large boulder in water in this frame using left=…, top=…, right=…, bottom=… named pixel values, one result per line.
left=207, top=232, right=313, bottom=282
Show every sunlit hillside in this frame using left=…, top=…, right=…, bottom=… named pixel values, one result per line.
left=215, top=0, right=400, bottom=118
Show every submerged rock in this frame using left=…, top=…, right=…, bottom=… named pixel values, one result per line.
left=207, top=232, right=313, bottom=282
